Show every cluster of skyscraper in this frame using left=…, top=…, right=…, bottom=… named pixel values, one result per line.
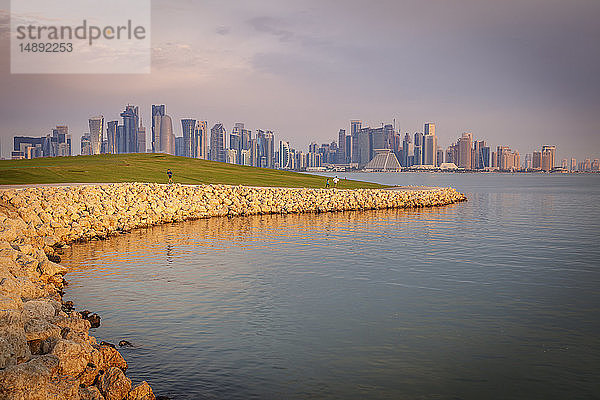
left=81, top=105, right=279, bottom=169
left=12, top=126, right=71, bottom=159
left=12, top=110, right=598, bottom=174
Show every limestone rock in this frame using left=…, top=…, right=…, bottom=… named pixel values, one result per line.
left=23, top=300, right=56, bottom=320
left=51, top=338, right=91, bottom=377
left=80, top=385, right=106, bottom=400
left=98, top=367, right=132, bottom=400
left=126, top=381, right=155, bottom=400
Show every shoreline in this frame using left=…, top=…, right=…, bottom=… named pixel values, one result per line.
left=0, top=183, right=466, bottom=399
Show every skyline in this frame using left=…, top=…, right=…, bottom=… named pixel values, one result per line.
left=1, top=0, right=599, bottom=160
left=5, top=103, right=598, bottom=166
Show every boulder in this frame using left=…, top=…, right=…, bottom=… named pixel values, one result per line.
left=51, top=339, right=91, bottom=377
left=126, top=381, right=155, bottom=400
left=98, top=367, right=132, bottom=400
left=80, top=385, right=106, bottom=400
left=23, top=300, right=56, bottom=320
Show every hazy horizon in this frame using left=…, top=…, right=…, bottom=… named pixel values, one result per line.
left=1, top=0, right=599, bottom=161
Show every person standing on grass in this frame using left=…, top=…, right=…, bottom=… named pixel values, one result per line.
left=333, top=176, right=340, bottom=187
left=326, top=178, right=330, bottom=188
left=167, top=169, right=173, bottom=184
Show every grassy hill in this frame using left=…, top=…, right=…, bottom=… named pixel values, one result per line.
left=0, top=153, right=383, bottom=189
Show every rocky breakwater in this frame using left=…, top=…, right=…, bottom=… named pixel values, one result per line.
left=0, top=183, right=466, bottom=399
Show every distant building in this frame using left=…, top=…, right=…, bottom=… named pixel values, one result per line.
left=363, top=149, right=401, bottom=172
left=225, top=148, right=237, bottom=164
left=210, top=123, right=226, bottom=162
left=532, top=151, right=542, bottom=170
left=337, top=129, right=346, bottom=164
left=175, top=136, right=184, bottom=157
left=137, top=126, right=146, bottom=153
left=151, top=105, right=165, bottom=153
left=279, top=140, right=292, bottom=169
left=120, top=105, right=140, bottom=154
left=88, top=116, right=104, bottom=155
left=106, top=121, right=118, bottom=154
left=350, top=120, right=362, bottom=163
left=423, top=124, right=437, bottom=166
left=80, top=135, right=92, bottom=156
left=457, top=132, right=473, bottom=169
left=541, top=145, right=556, bottom=172
left=413, top=132, right=423, bottom=166
left=570, top=158, right=577, bottom=171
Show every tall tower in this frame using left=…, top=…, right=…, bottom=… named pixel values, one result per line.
left=151, top=105, right=165, bottom=153
left=120, top=106, right=139, bottom=154
left=181, top=119, right=196, bottom=157
left=350, top=120, right=362, bottom=163
left=423, top=123, right=437, bottom=166
left=88, top=116, right=104, bottom=155
left=106, top=121, right=118, bottom=154
left=210, top=123, right=226, bottom=162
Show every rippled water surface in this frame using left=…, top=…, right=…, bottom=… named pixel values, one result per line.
left=62, top=173, right=600, bottom=399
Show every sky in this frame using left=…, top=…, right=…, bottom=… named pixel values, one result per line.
left=0, top=0, right=599, bottom=161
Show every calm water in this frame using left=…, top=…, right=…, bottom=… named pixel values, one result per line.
left=62, top=173, right=600, bottom=400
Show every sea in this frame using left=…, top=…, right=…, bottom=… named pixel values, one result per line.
left=61, top=172, right=600, bottom=400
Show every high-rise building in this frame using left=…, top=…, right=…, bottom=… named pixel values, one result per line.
left=436, top=149, right=444, bottom=167
left=106, top=121, right=118, bottom=154
left=541, top=145, right=556, bottom=172
left=423, top=124, right=437, bottom=166
left=532, top=151, right=542, bottom=169
left=358, top=127, right=373, bottom=167
left=350, top=120, right=362, bottom=163
left=12, top=136, right=44, bottom=159
left=181, top=119, right=196, bottom=157
left=524, top=153, right=532, bottom=170
left=338, top=129, right=346, bottom=164
left=210, top=123, right=226, bottom=162
left=413, top=132, right=424, bottom=165
left=88, top=116, right=104, bottom=155
left=175, top=136, right=184, bottom=157
left=230, top=132, right=241, bottom=164
left=401, top=133, right=412, bottom=167
left=257, top=130, right=274, bottom=168
left=120, top=105, right=140, bottom=154
left=497, top=146, right=520, bottom=170
left=592, top=159, right=600, bottom=171
left=137, top=126, right=146, bottom=153
left=279, top=140, right=292, bottom=169
left=561, top=159, right=568, bottom=169
left=151, top=105, right=165, bottom=153
left=80, top=135, right=92, bottom=156
left=457, top=132, right=472, bottom=169
left=570, top=158, right=577, bottom=171
left=195, top=121, right=208, bottom=160
left=249, top=138, right=258, bottom=167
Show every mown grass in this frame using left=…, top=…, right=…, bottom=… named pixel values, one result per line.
left=0, top=153, right=383, bottom=189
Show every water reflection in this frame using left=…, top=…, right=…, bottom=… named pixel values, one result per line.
left=60, top=174, right=600, bottom=400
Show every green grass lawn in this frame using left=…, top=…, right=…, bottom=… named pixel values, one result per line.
left=0, top=153, right=383, bottom=189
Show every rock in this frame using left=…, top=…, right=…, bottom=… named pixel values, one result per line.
left=80, top=385, right=106, bottom=400
left=0, top=354, right=79, bottom=399
left=118, top=340, right=133, bottom=348
left=126, top=381, right=155, bottom=400
left=98, top=367, right=132, bottom=400
left=86, top=313, right=101, bottom=328
left=62, top=300, right=75, bottom=312
left=98, top=343, right=127, bottom=371
left=51, top=339, right=91, bottom=377
left=23, top=300, right=56, bottom=320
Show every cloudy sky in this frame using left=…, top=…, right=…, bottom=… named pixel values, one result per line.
left=1, top=0, right=599, bottom=160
